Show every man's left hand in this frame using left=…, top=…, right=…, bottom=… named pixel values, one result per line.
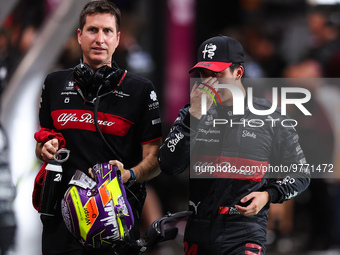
left=109, top=160, right=131, bottom=183
left=235, top=191, right=270, bottom=216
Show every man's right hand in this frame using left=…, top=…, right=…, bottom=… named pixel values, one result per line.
left=36, top=138, right=59, bottom=162
left=189, top=77, right=218, bottom=119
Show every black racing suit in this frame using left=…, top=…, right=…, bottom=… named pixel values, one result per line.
left=158, top=98, right=310, bottom=255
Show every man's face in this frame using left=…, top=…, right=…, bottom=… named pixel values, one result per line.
left=199, top=67, right=239, bottom=106
left=78, top=13, right=120, bottom=69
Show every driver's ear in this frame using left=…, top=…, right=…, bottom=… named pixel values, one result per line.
left=236, top=65, right=244, bottom=79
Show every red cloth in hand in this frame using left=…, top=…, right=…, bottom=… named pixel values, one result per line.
left=32, top=128, right=66, bottom=210
left=34, top=128, right=66, bottom=147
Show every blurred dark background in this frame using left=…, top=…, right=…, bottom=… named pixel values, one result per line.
left=1, top=0, right=340, bottom=254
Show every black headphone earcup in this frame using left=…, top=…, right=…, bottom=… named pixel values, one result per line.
left=93, top=65, right=107, bottom=86
left=73, top=62, right=94, bottom=88
left=94, top=65, right=122, bottom=89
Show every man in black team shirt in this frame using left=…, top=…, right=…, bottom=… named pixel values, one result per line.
left=158, top=35, right=310, bottom=255
left=35, top=1, right=162, bottom=254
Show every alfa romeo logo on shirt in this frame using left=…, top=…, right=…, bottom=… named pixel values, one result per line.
left=150, top=91, right=157, bottom=101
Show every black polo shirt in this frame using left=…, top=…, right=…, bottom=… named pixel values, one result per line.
left=39, top=68, right=162, bottom=192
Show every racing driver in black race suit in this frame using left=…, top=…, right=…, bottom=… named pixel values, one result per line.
left=158, top=35, right=310, bottom=255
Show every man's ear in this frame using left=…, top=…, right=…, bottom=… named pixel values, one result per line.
left=115, top=31, right=121, bottom=48
left=236, top=65, right=244, bottom=79
left=77, top=28, right=82, bottom=45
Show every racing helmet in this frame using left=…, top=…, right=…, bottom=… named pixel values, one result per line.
left=61, top=162, right=134, bottom=249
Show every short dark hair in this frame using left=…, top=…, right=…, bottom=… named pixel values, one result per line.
left=229, top=63, right=244, bottom=72
left=229, top=63, right=245, bottom=78
left=79, top=0, right=121, bottom=33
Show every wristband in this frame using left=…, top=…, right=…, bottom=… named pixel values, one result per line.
left=126, top=169, right=136, bottom=187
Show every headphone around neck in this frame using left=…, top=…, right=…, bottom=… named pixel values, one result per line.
left=73, top=61, right=123, bottom=90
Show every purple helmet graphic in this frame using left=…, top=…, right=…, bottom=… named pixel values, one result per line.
left=61, top=162, right=134, bottom=249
